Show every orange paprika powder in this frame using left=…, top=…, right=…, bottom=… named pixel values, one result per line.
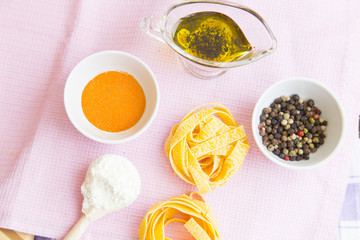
left=81, top=71, right=146, bottom=132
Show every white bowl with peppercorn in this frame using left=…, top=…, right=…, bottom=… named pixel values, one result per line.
left=252, top=77, right=345, bottom=170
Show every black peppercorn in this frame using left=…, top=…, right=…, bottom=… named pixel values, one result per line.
left=291, top=94, right=300, bottom=101
left=274, top=98, right=281, bottom=104
left=274, top=149, right=281, bottom=155
left=306, top=112, right=313, bottom=118
left=278, top=126, right=284, bottom=133
left=295, top=103, right=303, bottom=110
left=260, top=114, right=266, bottom=122
left=307, top=99, right=314, bottom=107
left=274, top=133, right=281, bottom=140
left=263, top=108, right=271, bottom=114
left=303, top=148, right=310, bottom=155
left=305, top=123, right=313, bottom=130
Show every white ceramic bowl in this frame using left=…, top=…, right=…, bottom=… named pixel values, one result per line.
left=252, top=77, right=345, bottom=170
left=64, top=51, right=160, bottom=144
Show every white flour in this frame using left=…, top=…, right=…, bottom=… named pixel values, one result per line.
left=81, top=154, right=141, bottom=214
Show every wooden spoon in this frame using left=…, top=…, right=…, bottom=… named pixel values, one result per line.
left=63, top=205, right=115, bottom=240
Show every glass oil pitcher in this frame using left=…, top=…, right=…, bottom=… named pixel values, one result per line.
left=141, top=0, right=277, bottom=79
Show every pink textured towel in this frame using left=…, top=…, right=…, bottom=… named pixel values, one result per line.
left=0, top=0, right=359, bottom=239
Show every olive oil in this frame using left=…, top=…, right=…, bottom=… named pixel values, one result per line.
left=172, top=11, right=252, bottom=62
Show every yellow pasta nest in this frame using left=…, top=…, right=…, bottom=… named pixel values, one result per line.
left=139, top=192, right=220, bottom=240
left=165, top=103, right=250, bottom=194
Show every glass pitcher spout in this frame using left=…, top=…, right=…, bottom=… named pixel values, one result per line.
left=140, top=16, right=165, bottom=43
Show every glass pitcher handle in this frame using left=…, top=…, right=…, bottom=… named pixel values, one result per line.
left=140, top=16, right=165, bottom=43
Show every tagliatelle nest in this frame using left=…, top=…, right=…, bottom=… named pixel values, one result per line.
left=139, top=192, right=220, bottom=240
left=165, top=103, right=250, bottom=194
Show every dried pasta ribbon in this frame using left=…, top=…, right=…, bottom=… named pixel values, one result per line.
left=139, top=192, right=221, bottom=240
left=165, top=103, right=250, bottom=194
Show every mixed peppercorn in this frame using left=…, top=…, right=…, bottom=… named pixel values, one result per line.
left=258, top=94, right=327, bottom=161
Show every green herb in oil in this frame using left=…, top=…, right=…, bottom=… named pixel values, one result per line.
left=172, top=11, right=252, bottom=62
